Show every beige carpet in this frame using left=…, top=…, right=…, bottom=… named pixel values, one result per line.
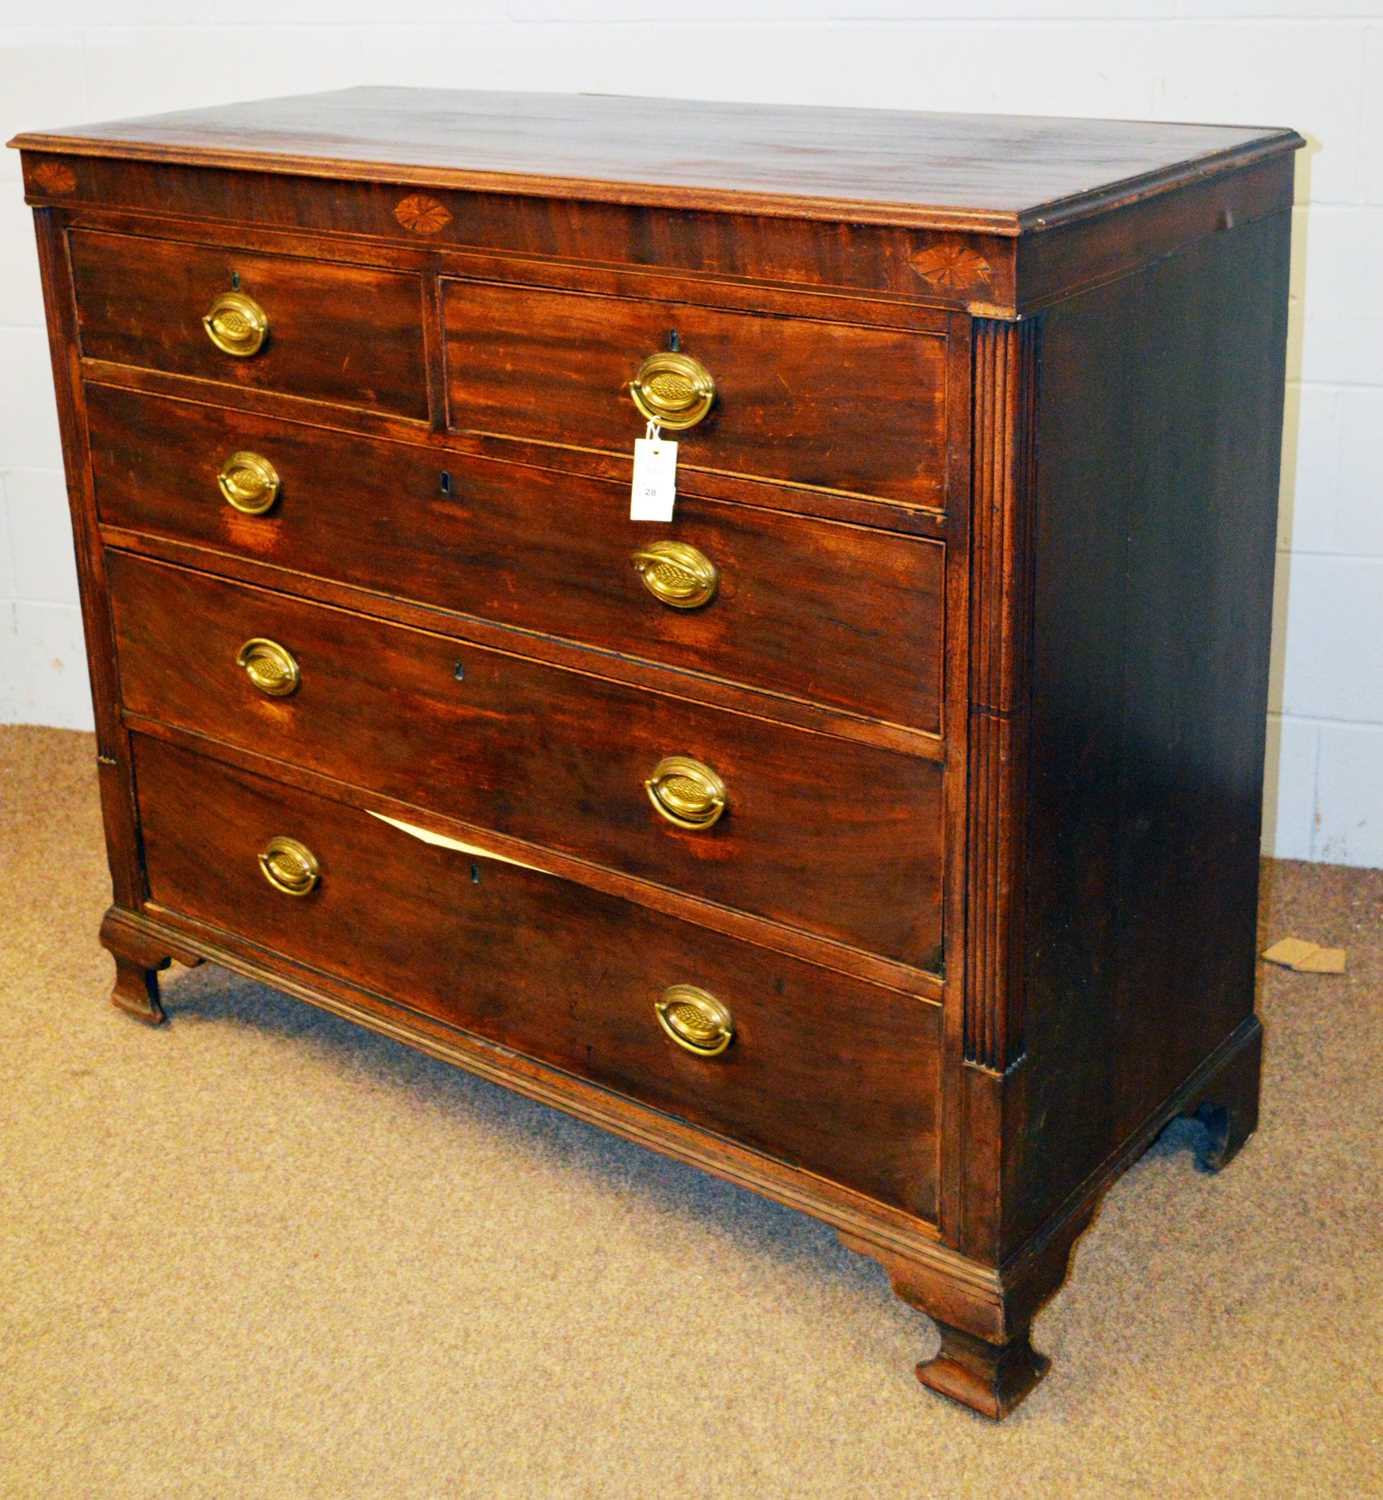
left=1, top=724, right=1380, bottom=1499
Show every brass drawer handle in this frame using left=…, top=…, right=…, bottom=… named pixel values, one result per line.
left=203, top=290, right=268, bottom=357
left=236, top=636, right=300, bottom=697
left=631, top=540, right=719, bottom=610
left=645, top=754, right=726, bottom=830
left=656, top=984, right=734, bottom=1057
left=258, top=835, right=320, bottom=897
left=629, top=351, right=716, bottom=431
left=218, top=450, right=280, bottom=515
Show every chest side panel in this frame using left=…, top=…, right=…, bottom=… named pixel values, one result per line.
left=1005, top=208, right=1291, bottom=1254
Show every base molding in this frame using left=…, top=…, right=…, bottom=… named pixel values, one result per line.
left=99, top=904, right=1262, bottom=1420
left=842, top=1016, right=1263, bottom=1417
left=100, top=905, right=203, bottom=1024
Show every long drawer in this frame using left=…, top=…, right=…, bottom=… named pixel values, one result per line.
left=443, top=278, right=950, bottom=507
left=69, top=230, right=428, bottom=419
left=134, top=733, right=942, bottom=1220
left=109, top=553, right=944, bottom=968
left=87, top=385, right=945, bottom=732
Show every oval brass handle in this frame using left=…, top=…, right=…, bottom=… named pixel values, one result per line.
left=203, top=290, right=268, bottom=357
left=631, top=540, right=719, bottom=610
left=629, top=351, right=716, bottom=431
left=218, top=450, right=280, bottom=515
left=257, top=835, right=320, bottom=897
left=236, top=637, right=300, bottom=698
left=656, top=984, right=734, bottom=1057
left=645, top=754, right=726, bottom=831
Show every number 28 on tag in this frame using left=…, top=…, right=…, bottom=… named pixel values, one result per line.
left=630, top=422, right=678, bottom=522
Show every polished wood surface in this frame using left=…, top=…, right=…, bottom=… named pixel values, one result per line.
left=1007, top=208, right=1291, bottom=1254
left=11, top=87, right=1299, bottom=232
left=13, top=90, right=1299, bottom=1419
left=70, top=228, right=428, bottom=418
left=108, top=552, right=945, bottom=966
left=18, top=150, right=1299, bottom=320
left=87, top=384, right=945, bottom=731
left=443, top=277, right=950, bottom=504
left=136, top=733, right=943, bottom=1218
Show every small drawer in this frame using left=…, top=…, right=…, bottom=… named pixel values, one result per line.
left=135, top=733, right=942, bottom=1220
left=88, top=386, right=945, bottom=732
left=443, top=279, right=950, bottom=507
left=69, top=230, right=427, bottom=419
left=109, top=554, right=944, bottom=968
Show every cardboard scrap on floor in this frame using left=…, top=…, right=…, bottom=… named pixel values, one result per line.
left=1262, top=937, right=1348, bottom=974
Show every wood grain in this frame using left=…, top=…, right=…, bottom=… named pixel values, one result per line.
left=30, top=159, right=1009, bottom=307
left=86, top=383, right=947, bottom=732
left=135, top=732, right=943, bottom=1220
left=120, top=715, right=944, bottom=1001
left=1004, top=209, right=1290, bottom=1255
left=30, top=210, right=151, bottom=912
left=80, top=359, right=953, bottom=539
left=107, top=552, right=945, bottom=967
left=68, top=228, right=428, bottom=418
left=443, top=278, right=950, bottom=505
left=963, top=320, right=1038, bottom=1074
left=10, top=87, right=1300, bottom=232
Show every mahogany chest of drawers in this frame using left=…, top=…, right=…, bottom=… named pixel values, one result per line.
left=11, top=89, right=1301, bottom=1418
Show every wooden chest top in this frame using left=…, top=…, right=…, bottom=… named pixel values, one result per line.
left=10, top=85, right=1298, bottom=231
left=12, top=88, right=1301, bottom=317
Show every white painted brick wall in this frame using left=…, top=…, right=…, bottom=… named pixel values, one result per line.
left=1, top=4, right=1379, bottom=866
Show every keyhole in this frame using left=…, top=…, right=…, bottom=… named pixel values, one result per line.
left=667, top=328, right=680, bottom=352
left=470, top=863, right=481, bottom=884
left=230, top=270, right=240, bottom=290
left=440, top=470, right=452, bottom=497
left=452, top=660, right=465, bottom=681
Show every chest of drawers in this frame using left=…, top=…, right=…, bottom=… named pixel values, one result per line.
left=11, top=89, right=1300, bottom=1419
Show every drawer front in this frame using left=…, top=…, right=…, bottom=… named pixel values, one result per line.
left=69, top=230, right=427, bottom=419
left=110, top=554, right=943, bottom=967
left=136, top=734, right=942, bottom=1220
left=88, top=387, right=944, bottom=732
left=443, top=279, right=949, bottom=507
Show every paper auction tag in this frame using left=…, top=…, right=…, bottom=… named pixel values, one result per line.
left=630, top=424, right=678, bottom=522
